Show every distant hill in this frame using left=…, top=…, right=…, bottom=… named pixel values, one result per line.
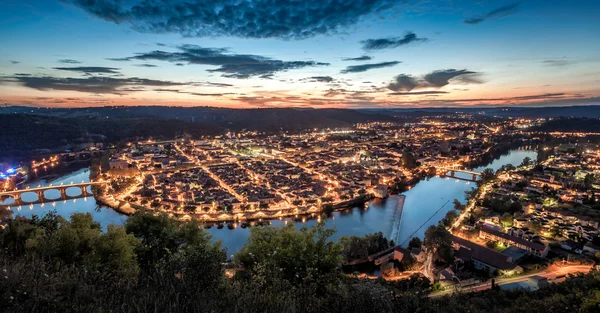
left=0, top=108, right=395, bottom=159
left=533, top=117, right=600, bottom=133
left=0, top=106, right=394, bottom=132
left=0, top=114, right=222, bottom=160
left=359, top=105, right=600, bottom=118
left=3, top=105, right=600, bottom=121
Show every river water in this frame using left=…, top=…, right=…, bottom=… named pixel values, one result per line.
left=3, top=149, right=536, bottom=256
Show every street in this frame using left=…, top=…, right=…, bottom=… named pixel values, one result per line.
left=429, top=264, right=593, bottom=297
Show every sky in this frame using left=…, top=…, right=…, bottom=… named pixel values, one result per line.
left=0, top=0, right=599, bottom=109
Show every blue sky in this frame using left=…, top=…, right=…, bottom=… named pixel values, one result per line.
left=0, top=0, right=599, bottom=108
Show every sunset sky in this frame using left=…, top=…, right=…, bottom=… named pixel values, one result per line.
left=1, top=0, right=599, bottom=108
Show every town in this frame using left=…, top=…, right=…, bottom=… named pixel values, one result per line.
left=1, top=115, right=599, bottom=296
left=94, top=117, right=536, bottom=222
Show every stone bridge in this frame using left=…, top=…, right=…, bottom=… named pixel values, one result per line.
left=0, top=182, right=104, bottom=206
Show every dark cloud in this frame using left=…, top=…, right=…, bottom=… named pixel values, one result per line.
left=58, top=59, right=82, bottom=64
left=324, top=88, right=347, bottom=97
left=341, top=61, right=401, bottom=74
left=323, top=88, right=375, bottom=97
left=63, top=0, right=398, bottom=40
left=464, top=2, right=520, bottom=25
left=154, top=88, right=233, bottom=97
left=423, top=69, right=481, bottom=87
left=513, top=84, right=551, bottom=90
left=361, top=32, right=427, bottom=50
left=193, top=82, right=235, bottom=88
left=109, top=44, right=329, bottom=78
left=189, top=92, right=232, bottom=97
left=53, top=66, right=121, bottom=74
left=510, top=93, right=566, bottom=101
left=342, top=56, right=372, bottom=61
left=387, top=69, right=483, bottom=91
left=425, top=93, right=569, bottom=104
left=543, top=60, right=572, bottom=67
left=2, top=75, right=185, bottom=94
left=387, top=74, right=420, bottom=92
left=307, top=76, right=334, bottom=83
left=390, top=91, right=449, bottom=95
left=133, top=63, right=158, bottom=67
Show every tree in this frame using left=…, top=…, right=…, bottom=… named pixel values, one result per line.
left=464, top=188, right=478, bottom=201
left=163, top=221, right=227, bottom=290
left=322, top=203, right=334, bottom=215
left=500, top=213, right=513, bottom=228
left=1, top=216, right=44, bottom=256
left=537, top=146, right=552, bottom=163
left=35, top=213, right=102, bottom=265
left=480, top=168, right=495, bottom=183
left=549, top=225, right=563, bottom=239
left=520, top=157, right=532, bottom=168
left=504, top=164, right=516, bottom=171
left=584, top=173, right=596, bottom=191
left=1, top=213, right=140, bottom=278
left=423, top=224, right=453, bottom=264
left=124, top=212, right=225, bottom=272
left=408, top=237, right=422, bottom=250
left=234, top=222, right=342, bottom=290
left=402, top=152, right=417, bottom=169
left=93, top=225, right=140, bottom=278
left=441, top=210, right=459, bottom=228
left=339, top=235, right=369, bottom=261
left=486, top=240, right=499, bottom=250
left=100, top=153, right=111, bottom=172
left=527, top=221, right=543, bottom=234
left=509, top=201, right=523, bottom=213
left=340, top=232, right=394, bottom=262
left=453, top=199, right=465, bottom=211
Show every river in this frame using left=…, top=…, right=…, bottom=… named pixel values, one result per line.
left=2, top=149, right=536, bottom=256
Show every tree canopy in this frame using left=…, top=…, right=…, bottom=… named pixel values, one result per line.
left=423, top=224, right=453, bottom=263
left=339, top=232, right=394, bottom=262
left=2, top=212, right=600, bottom=313
left=234, top=222, right=342, bottom=290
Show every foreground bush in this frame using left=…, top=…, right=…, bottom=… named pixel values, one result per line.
left=1, top=212, right=600, bottom=312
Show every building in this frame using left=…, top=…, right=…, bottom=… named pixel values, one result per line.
left=373, top=184, right=388, bottom=198
left=109, top=159, right=129, bottom=170
left=453, top=235, right=523, bottom=275
left=500, top=276, right=549, bottom=291
left=479, top=226, right=549, bottom=258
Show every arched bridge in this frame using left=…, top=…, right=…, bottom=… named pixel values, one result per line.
left=0, top=182, right=105, bottom=206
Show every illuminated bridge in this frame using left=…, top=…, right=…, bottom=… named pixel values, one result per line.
left=438, top=167, right=482, bottom=182
left=0, top=182, right=105, bottom=206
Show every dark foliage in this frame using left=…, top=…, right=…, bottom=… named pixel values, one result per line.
left=1, top=213, right=600, bottom=313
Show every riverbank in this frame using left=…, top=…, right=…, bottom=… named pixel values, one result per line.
left=95, top=195, right=136, bottom=215
left=96, top=192, right=375, bottom=223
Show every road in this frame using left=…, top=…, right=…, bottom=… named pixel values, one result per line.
left=429, top=264, right=593, bottom=297
left=174, top=143, right=244, bottom=202
left=424, top=252, right=435, bottom=282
